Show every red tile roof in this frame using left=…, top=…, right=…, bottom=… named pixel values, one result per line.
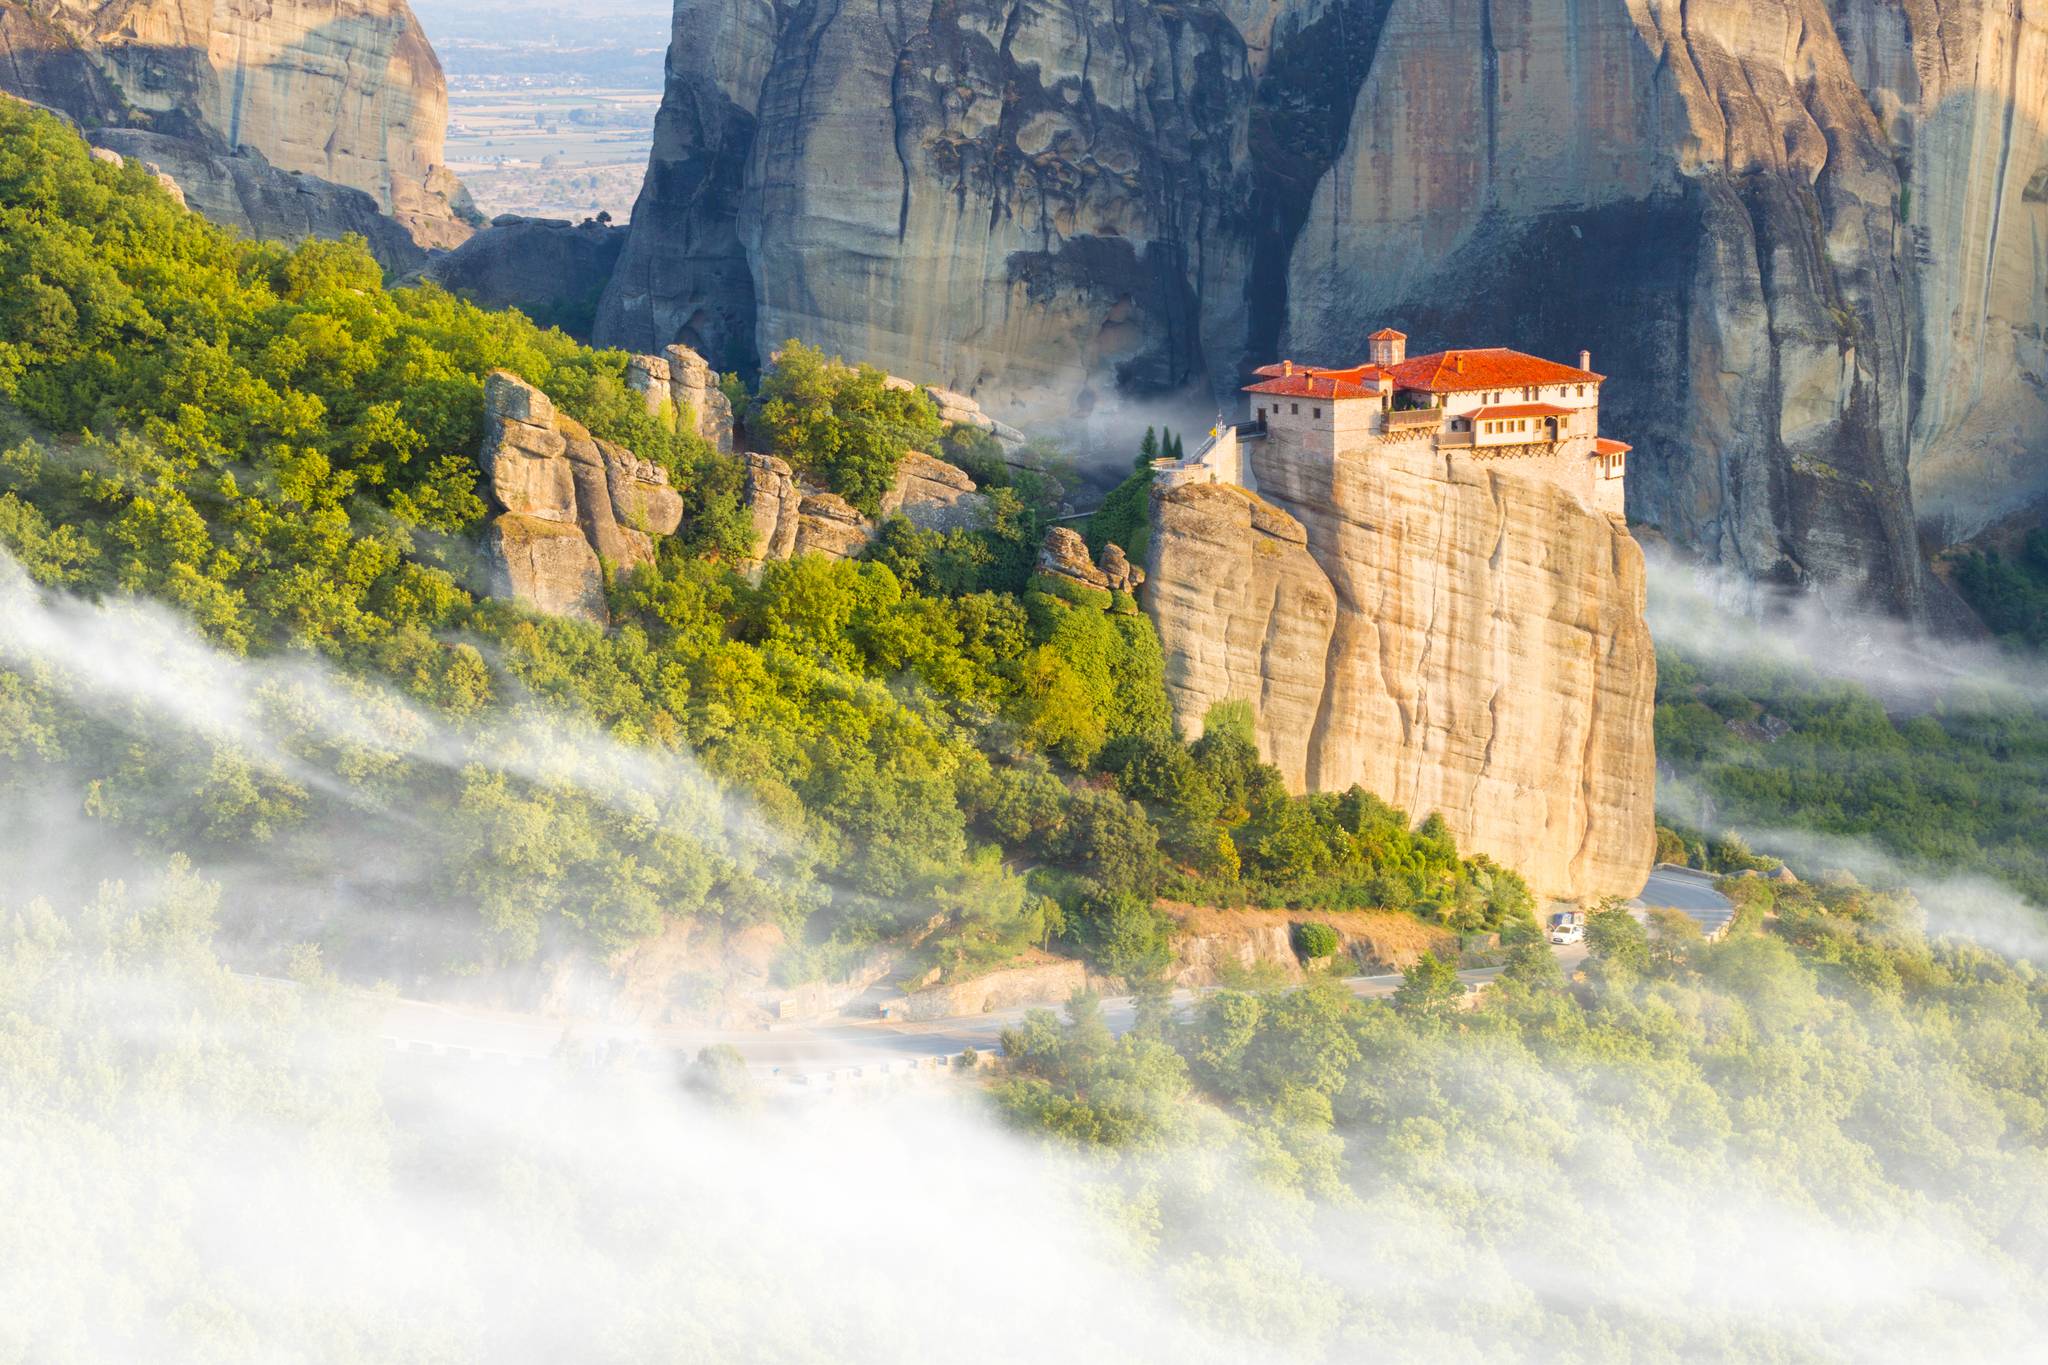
left=1469, top=402, right=1574, bottom=421
left=1594, top=438, right=1632, bottom=456
left=1368, top=327, right=1407, bottom=341
left=1245, top=360, right=1386, bottom=399
left=1245, top=374, right=1380, bottom=400
left=1388, top=348, right=1603, bottom=392
left=1249, top=361, right=1385, bottom=384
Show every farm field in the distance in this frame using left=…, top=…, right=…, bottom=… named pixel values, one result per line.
left=443, top=84, right=659, bottom=222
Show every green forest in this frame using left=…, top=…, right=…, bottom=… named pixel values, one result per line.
left=988, top=872, right=2048, bottom=1355
left=0, top=104, right=1529, bottom=991
left=1653, top=644, right=2048, bottom=906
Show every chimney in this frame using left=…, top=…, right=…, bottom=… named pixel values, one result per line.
left=1282, top=359, right=1293, bottom=376
left=1579, top=349, right=1592, bottom=372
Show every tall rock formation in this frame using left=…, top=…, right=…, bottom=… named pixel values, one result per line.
left=0, top=0, right=476, bottom=262
left=628, top=344, right=735, bottom=453
left=1146, top=447, right=1658, bottom=902
left=479, top=371, right=684, bottom=625
left=605, top=0, right=2048, bottom=618
left=597, top=0, right=1251, bottom=423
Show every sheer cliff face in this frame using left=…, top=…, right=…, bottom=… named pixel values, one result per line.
left=599, top=0, right=1252, bottom=419
left=612, top=0, right=2048, bottom=615
left=1283, top=0, right=1903, bottom=608
left=1834, top=0, right=2048, bottom=545
left=1146, top=453, right=1658, bottom=902
left=0, top=0, right=473, bottom=255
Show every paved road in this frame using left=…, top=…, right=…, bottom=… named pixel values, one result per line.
left=367, top=964, right=1510, bottom=1079
left=1631, top=864, right=1737, bottom=938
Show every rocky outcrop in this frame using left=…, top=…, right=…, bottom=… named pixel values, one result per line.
left=879, top=450, right=983, bottom=531
left=478, top=371, right=683, bottom=624
left=1147, top=445, right=1658, bottom=902
left=627, top=344, right=734, bottom=453
left=87, top=142, right=183, bottom=207
left=740, top=452, right=804, bottom=564
left=741, top=450, right=986, bottom=567
left=1163, top=905, right=1457, bottom=988
left=421, top=218, right=628, bottom=338
left=923, top=385, right=1025, bottom=449
left=1035, top=526, right=1144, bottom=596
left=878, top=956, right=1087, bottom=1023
left=1142, top=484, right=1337, bottom=787
left=603, top=0, right=2048, bottom=618
left=92, top=126, right=429, bottom=264
left=1, top=0, right=477, bottom=262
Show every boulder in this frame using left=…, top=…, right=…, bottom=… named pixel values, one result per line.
left=477, top=371, right=686, bottom=622
left=627, top=344, right=735, bottom=453
left=485, top=515, right=607, bottom=625
left=792, top=491, right=875, bottom=562
left=740, top=450, right=986, bottom=567
left=740, top=452, right=803, bottom=565
left=1036, top=527, right=1110, bottom=591
left=878, top=450, right=984, bottom=531
left=1098, top=542, right=1144, bottom=594
left=1036, top=526, right=1143, bottom=596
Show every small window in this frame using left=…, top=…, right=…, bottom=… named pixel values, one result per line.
left=1312, top=406, right=1322, bottom=419
left=1256, top=407, right=1265, bottom=420
left=1291, top=403, right=1299, bottom=415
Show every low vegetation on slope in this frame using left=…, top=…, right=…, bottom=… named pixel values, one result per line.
left=1952, top=529, right=2048, bottom=649
left=0, top=104, right=1530, bottom=992
left=1655, top=646, right=2048, bottom=908
left=994, top=873, right=2048, bottom=1355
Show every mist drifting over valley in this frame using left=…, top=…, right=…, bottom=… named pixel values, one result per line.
left=7, top=544, right=2048, bottom=1362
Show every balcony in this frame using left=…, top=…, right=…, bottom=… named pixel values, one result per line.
left=1385, top=407, right=1443, bottom=431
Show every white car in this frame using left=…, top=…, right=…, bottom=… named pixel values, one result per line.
left=1547, top=912, right=1585, bottom=946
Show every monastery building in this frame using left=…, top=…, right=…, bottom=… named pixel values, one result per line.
left=1160, top=329, right=1629, bottom=518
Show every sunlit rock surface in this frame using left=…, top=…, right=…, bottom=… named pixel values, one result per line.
left=1146, top=447, right=1658, bottom=902
left=0, top=0, right=477, bottom=262
left=740, top=450, right=987, bottom=569
left=479, top=371, right=684, bottom=624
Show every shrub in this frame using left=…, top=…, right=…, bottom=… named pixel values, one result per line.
left=1296, top=921, right=1341, bottom=961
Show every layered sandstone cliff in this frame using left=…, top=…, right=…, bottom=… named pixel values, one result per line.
left=597, top=0, right=1250, bottom=419
left=604, top=0, right=2048, bottom=617
left=1146, top=447, right=1658, bottom=902
left=0, top=0, right=475, bottom=260
left=479, top=371, right=684, bottom=625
